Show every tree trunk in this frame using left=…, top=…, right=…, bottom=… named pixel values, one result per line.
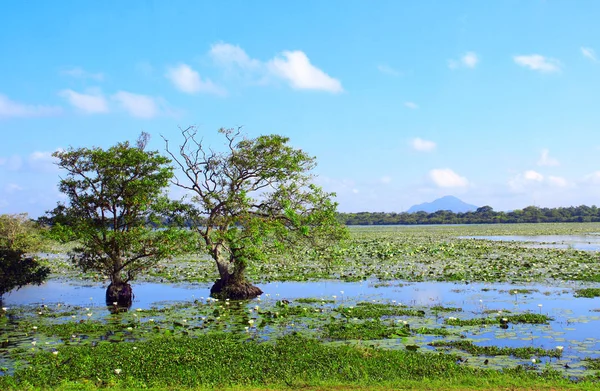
left=105, top=275, right=133, bottom=308
left=210, top=257, right=262, bottom=300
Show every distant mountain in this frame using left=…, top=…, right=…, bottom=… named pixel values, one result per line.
left=407, top=196, right=479, bottom=213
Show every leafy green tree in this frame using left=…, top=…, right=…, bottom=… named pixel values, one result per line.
left=0, top=213, right=46, bottom=252
left=0, top=214, right=50, bottom=299
left=0, top=249, right=50, bottom=299
left=165, top=127, right=348, bottom=299
left=52, top=134, right=192, bottom=306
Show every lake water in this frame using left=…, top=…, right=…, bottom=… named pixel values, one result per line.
left=2, top=279, right=600, bottom=377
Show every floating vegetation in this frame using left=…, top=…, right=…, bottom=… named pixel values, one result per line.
left=431, top=305, right=463, bottom=312
left=584, top=357, right=600, bottom=370
left=337, top=302, right=425, bottom=319
left=429, top=340, right=563, bottom=359
left=445, top=314, right=552, bottom=327
left=574, top=288, right=600, bottom=298
left=324, top=319, right=410, bottom=340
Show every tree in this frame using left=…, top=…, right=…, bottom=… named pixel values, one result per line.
left=0, top=250, right=50, bottom=299
left=0, top=213, right=46, bottom=252
left=52, top=134, right=192, bottom=306
left=165, top=127, right=348, bottom=300
left=0, top=214, right=50, bottom=299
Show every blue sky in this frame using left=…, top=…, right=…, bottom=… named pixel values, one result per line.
left=2, top=0, right=600, bottom=217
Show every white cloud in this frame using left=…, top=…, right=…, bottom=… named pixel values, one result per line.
left=0, top=94, right=62, bottom=118
left=377, top=64, right=401, bottom=76
left=537, top=149, right=559, bottom=167
left=165, top=64, right=226, bottom=96
left=268, top=51, right=343, bottom=93
left=61, top=67, right=104, bottom=81
left=513, top=54, right=561, bottom=73
left=581, top=47, right=598, bottom=62
left=59, top=89, right=109, bottom=114
left=583, top=172, right=600, bottom=185
left=509, top=170, right=569, bottom=192
left=462, top=52, right=479, bottom=68
left=411, top=137, right=436, bottom=152
left=448, top=51, right=479, bottom=69
left=404, top=101, right=419, bottom=110
left=524, top=170, right=544, bottom=182
left=380, top=176, right=392, bottom=184
left=29, top=150, right=60, bottom=172
left=548, top=176, right=568, bottom=187
left=0, top=155, right=23, bottom=171
left=210, top=43, right=261, bottom=70
left=5, top=183, right=23, bottom=194
left=209, top=43, right=342, bottom=93
left=112, top=91, right=160, bottom=118
left=429, top=168, right=469, bottom=188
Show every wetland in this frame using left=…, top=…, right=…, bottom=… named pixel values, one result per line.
left=2, top=222, right=600, bottom=389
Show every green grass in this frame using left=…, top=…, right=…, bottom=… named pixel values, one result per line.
left=0, top=333, right=594, bottom=391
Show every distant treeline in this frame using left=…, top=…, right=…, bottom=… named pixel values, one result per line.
left=337, top=205, right=600, bottom=225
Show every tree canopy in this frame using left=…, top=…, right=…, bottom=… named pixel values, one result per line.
left=337, top=205, right=600, bottom=225
left=0, top=214, right=50, bottom=298
left=165, top=127, right=348, bottom=299
left=52, top=134, right=193, bottom=305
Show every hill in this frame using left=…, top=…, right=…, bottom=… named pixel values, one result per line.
left=407, top=195, right=478, bottom=213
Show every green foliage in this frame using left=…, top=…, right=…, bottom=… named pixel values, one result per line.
left=165, top=127, right=348, bottom=288
left=574, top=288, right=600, bottom=298
left=0, top=249, right=49, bottom=297
left=339, top=204, right=600, bottom=225
left=429, top=340, right=563, bottom=359
left=0, top=213, right=46, bottom=252
left=52, top=134, right=194, bottom=285
left=38, top=205, right=78, bottom=243
left=337, top=302, right=426, bottom=319
left=445, top=314, right=552, bottom=326
left=325, top=319, right=410, bottom=340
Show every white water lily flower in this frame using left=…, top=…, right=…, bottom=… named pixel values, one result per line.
left=52, top=351, right=58, bottom=355
left=32, top=326, right=37, bottom=330
left=556, top=346, right=564, bottom=351
left=531, top=359, right=536, bottom=363
left=127, top=327, right=133, bottom=331
left=248, top=319, right=254, bottom=325
left=112, top=302, right=118, bottom=306
left=2, top=307, right=7, bottom=311
left=114, top=368, right=122, bottom=375
left=31, top=341, right=36, bottom=346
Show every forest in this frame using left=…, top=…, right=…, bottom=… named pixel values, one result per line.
left=337, top=205, right=600, bottom=225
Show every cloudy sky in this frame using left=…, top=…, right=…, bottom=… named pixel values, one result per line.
left=2, top=0, right=600, bottom=217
